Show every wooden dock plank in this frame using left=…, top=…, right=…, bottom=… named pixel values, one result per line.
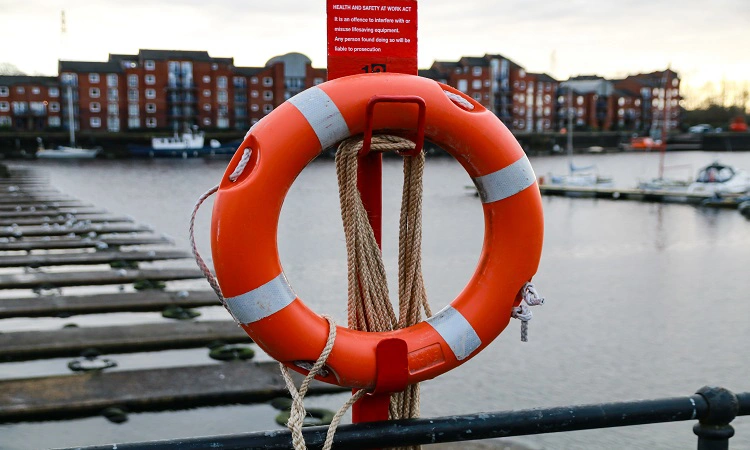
left=0, top=290, right=220, bottom=318
left=0, top=320, right=247, bottom=362
left=0, top=215, right=132, bottom=226
left=0, top=223, right=151, bottom=238
left=0, top=209, right=107, bottom=219
left=0, top=249, right=191, bottom=268
left=0, top=362, right=345, bottom=422
left=0, top=197, right=77, bottom=205
left=0, top=201, right=90, bottom=212
left=0, top=268, right=204, bottom=290
left=0, top=235, right=172, bottom=251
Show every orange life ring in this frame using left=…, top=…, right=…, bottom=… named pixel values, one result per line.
left=211, top=73, right=543, bottom=390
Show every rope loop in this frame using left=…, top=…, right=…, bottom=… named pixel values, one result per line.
left=229, top=147, right=252, bottom=182
left=511, top=282, right=546, bottom=342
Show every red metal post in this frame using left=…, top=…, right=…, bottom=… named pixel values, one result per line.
left=327, top=0, right=418, bottom=426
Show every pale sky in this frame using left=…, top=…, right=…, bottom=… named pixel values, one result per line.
left=2, top=0, right=749, bottom=106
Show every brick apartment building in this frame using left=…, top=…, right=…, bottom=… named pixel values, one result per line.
left=0, top=49, right=679, bottom=135
left=0, top=50, right=326, bottom=134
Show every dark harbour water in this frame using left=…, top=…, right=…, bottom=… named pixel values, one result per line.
left=1, top=150, right=750, bottom=450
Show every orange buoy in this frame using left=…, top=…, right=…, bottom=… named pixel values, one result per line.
left=211, top=73, right=543, bottom=390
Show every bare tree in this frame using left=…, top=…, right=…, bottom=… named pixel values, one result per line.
left=0, top=62, right=26, bottom=75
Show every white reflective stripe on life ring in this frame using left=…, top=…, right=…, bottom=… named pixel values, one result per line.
left=425, top=305, right=482, bottom=360
left=225, top=273, right=297, bottom=324
left=473, top=155, right=536, bottom=204
left=288, top=87, right=351, bottom=151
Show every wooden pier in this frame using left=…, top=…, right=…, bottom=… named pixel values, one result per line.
left=539, top=184, right=746, bottom=207
left=0, top=164, right=344, bottom=424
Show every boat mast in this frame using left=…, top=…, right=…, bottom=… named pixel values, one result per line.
left=566, top=85, right=574, bottom=171
left=61, top=10, right=75, bottom=148
left=658, top=69, right=670, bottom=179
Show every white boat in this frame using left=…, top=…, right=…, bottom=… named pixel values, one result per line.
left=547, top=163, right=614, bottom=187
left=36, top=84, right=100, bottom=159
left=687, top=162, right=750, bottom=195
left=544, top=87, right=613, bottom=188
left=37, top=145, right=99, bottom=159
left=151, top=126, right=220, bottom=150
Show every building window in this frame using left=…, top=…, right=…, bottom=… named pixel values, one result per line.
left=203, top=89, right=211, bottom=97
left=263, top=104, right=273, bottom=113
left=472, top=80, right=481, bottom=90
left=16, top=87, right=25, bottom=94
left=472, top=92, right=481, bottom=101
left=200, top=76, right=209, bottom=84
left=251, top=104, right=259, bottom=112
left=90, top=102, right=101, bottom=112
left=263, top=91, right=273, bottom=101
left=61, top=73, right=77, bottom=85
left=233, top=76, right=246, bottom=88
left=635, top=99, right=641, bottom=106
left=89, top=73, right=100, bottom=83
left=49, top=116, right=61, bottom=127
left=0, top=86, right=8, bottom=96
left=145, top=117, right=157, bottom=128
left=203, top=103, right=211, bottom=111
left=472, top=66, right=482, bottom=76
left=0, top=116, right=10, bottom=126
left=128, top=75, right=138, bottom=87
left=107, top=88, right=118, bottom=101
left=128, top=104, right=139, bottom=116
left=203, top=117, right=212, bottom=126
left=31, top=87, right=40, bottom=95
left=251, top=90, right=259, bottom=98
left=108, top=117, right=120, bottom=132
left=0, top=101, right=7, bottom=111
left=145, top=75, right=156, bottom=85
left=544, top=107, right=551, bottom=116
left=262, top=77, right=273, bottom=87
left=457, top=79, right=468, bottom=92
left=145, top=89, right=156, bottom=99
left=313, top=77, right=324, bottom=85
left=89, top=88, right=100, bottom=98
left=48, top=87, right=59, bottom=97
left=145, top=60, right=155, bottom=70
left=146, top=103, right=156, bottom=113
left=107, top=74, right=118, bottom=87
left=218, top=90, right=228, bottom=103
left=108, top=103, right=118, bottom=115
left=217, top=76, right=227, bottom=88
left=217, top=117, right=229, bottom=128
left=576, top=96, right=583, bottom=106
left=128, top=117, right=140, bottom=128
left=90, top=117, right=101, bottom=128
left=128, top=89, right=138, bottom=101
left=250, top=77, right=259, bottom=85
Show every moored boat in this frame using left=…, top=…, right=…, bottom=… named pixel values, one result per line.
left=36, top=145, right=100, bottom=159
left=687, top=161, right=750, bottom=195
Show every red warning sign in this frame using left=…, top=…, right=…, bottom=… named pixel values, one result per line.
left=327, top=0, right=418, bottom=80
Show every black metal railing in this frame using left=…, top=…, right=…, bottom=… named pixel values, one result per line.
left=62, top=386, right=749, bottom=450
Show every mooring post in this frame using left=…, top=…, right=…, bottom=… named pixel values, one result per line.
left=693, top=386, right=739, bottom=450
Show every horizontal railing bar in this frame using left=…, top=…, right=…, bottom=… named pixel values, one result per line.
left=61, top=390, right=750, bottom=450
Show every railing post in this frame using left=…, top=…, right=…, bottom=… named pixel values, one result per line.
left=693, top=386, right=739, bottom=450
